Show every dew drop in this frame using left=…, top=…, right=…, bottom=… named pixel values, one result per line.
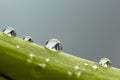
left=99, top=58, right=111, bottom=67
left=76, top=71, right=82, bottom=78
left=3, top=27, right=16, bottom=37
left=45, top=58, right=50, bottom=62
left=74, top=66, right=79, bottom=70
left=67, top=71, right=73, bottom=76
left=92, top=65, right=98, bottom=70
left=29, top=53, right=35, bottom=58
left=45, top=38, right=63, bottom=51
left=82, top=68, right=85, bottom=71
left=38, top=63, right=46, bottom=69
left=27, top=53, right=35, bottom=63
left=16, top=45, right=20, bottom=48
left=23, top=36, right=33, bottom=42
left=84, top=63, right=88, bottom=66
left=27, top=59, right=32, bottom=63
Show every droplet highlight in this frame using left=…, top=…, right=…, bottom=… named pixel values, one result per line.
left=29, top=53, right=35, bottom=58
left=27, top=53, right=35, bottom=63
left=67, top=71, right=73, bottom=76
left=38, top=63, right=46, bottom=69
left=45, top=38, right=63, bottom=51
left=23, top=36, right=33, bottom=42
left=84, top=63, right=88, bottom=66
left=16, top=45, right=20, bottom=48
left=3, top=27, right=16, bottom=37
left=92, top=65, right=98, bottom=70
left=74, top=65, right=79, bottom=70
left=82, top=68, right=85, bottom=71
left=99, top=58, right=111, bottom=67
left=76, top=71, right=82, bottom=78
left=45, top=58, right=50, bottom=62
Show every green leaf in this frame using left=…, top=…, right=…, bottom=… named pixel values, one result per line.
left=0, top=32, right=120, bottom=80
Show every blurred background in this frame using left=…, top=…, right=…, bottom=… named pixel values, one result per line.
left=0, top=0, right=120, bottom=68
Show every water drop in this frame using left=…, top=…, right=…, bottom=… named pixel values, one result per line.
left=38, top=63, right=46, bottom=69
left=92, top=65, right=98, bottom=70
left=16, top=45, right=20, bottom=48
left=45, top=58, right=50, bottom=62
left=74, top=66, right=79, bottom=70
left=27, top=53, right=35, bottom=63
left=82, top=68, right=85, bottom=71
left=29, top=53, right=35, bottom=58
left=23, top=36, right=33, bottom=42
left=3, top=27, right=16, bottom=37
left=76, top=71, right=82, bottom=78
left=67, top=71, right=73, bottom=76
left=27, top=59, right=32, bottom=63
left=84, top=63, right=88, bottom=66
left=45, top=38, right=63, bottom=51
left=99, top=58, right=111, bottom=67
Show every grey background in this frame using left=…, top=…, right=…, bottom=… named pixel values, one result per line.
left=0, top=0, right=120, bottom=68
